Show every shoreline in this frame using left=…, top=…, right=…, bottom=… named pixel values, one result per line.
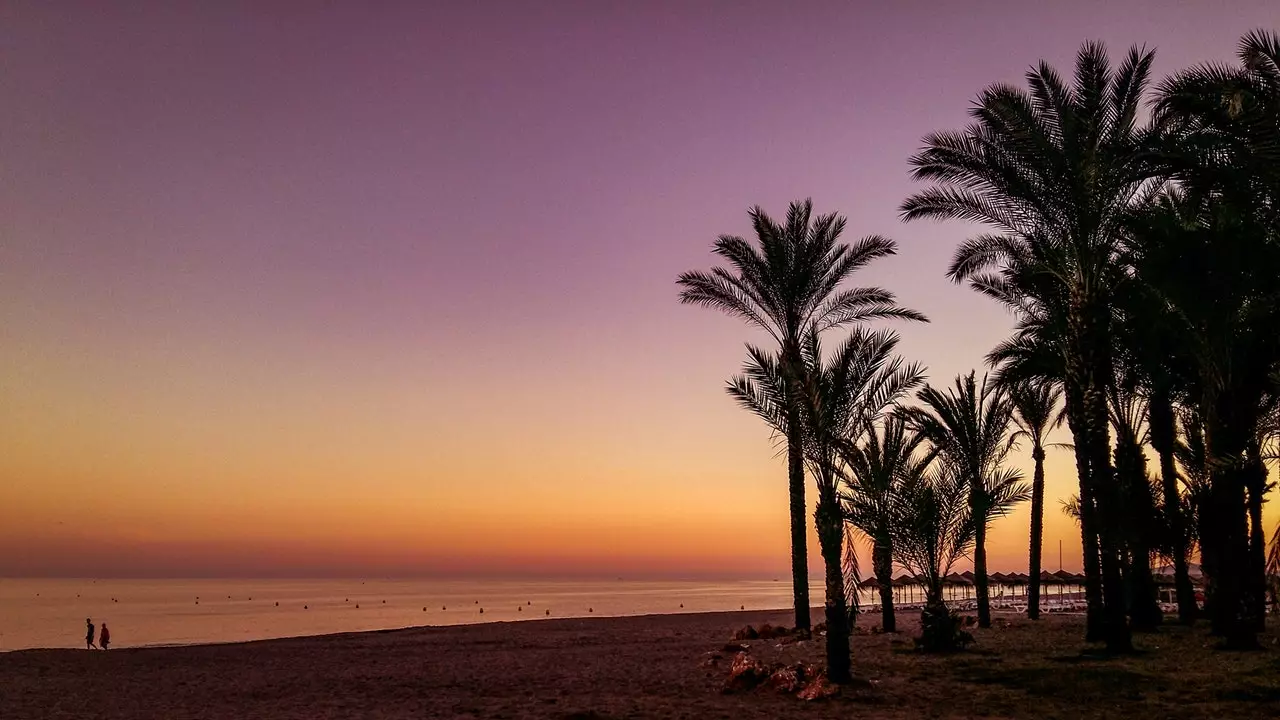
left=1, top=606, right=798, bottom=655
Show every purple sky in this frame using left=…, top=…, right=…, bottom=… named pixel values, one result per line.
left=3, top=1, right=1276, bottom=577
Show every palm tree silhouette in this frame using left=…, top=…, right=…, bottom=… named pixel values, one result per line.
left=731, top=326, right=923, bottom=682
left=1004, top=379, right=1062, bottom=620
left=840, top=414, right=934, bottom=633
left=900, top=372, right=1029, bottom=629
left=901, top=43, right=1158, bottom=652
left=679, top=199, right=925, bottom=631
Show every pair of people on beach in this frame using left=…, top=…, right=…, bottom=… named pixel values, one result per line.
left=85, top=618, right=110, bottom=650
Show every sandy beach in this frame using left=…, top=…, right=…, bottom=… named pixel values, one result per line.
left=3, top=608, right=1278, bottom=719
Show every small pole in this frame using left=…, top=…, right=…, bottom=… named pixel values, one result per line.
left=1059, top=540, right=1063, bottom=572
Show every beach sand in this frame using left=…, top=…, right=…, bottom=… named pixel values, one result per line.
left=3, top=609, right=1278, bottom=719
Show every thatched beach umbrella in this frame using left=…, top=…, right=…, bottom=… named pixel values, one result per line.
left=944, top=572, right=972, bottom=601
left=893, top=574, right=919, bottom=604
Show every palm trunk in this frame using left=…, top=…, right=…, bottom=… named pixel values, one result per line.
left=1070, top=298, right=1132, bottom=652
left=1065, top=385, right=1105, bottom=640
left=1089, top=389, right=1133, bottom=652
left=974, top=515, right=991, bottom=628
left=1149, top=387, right=1196, bottom=623
left=1246, top=441, right=1267, bottom=632
left=816, top=488, right=850, bottom=684
left=1115, top=436, right=1161, bottom=631
left=874, top=536, right=895, bottom=632
left=1204, top=395, right=1257, bottom=649
left=786, top=413, right=811, bottom=633
left=1028, top=445, right=1046, bottom=620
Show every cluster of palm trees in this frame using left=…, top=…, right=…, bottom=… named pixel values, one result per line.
left=679, top=29, right=1280, bottom=679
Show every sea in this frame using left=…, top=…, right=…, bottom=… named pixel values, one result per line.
left=0, top=578, right=843, bottom=651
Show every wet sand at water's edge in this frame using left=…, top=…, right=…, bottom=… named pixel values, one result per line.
left=3, top=609, right=1279, bottom=719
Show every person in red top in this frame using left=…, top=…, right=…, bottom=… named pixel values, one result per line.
left=99, top=623, right=111, bottom=650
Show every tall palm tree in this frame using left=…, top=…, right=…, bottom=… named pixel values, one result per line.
left=899, top=372, right=1029, bottom=628
left=679, top=199, right=927, bottom=630
left=1111, top=262, right=1199, bottom=624
left=801, top=327, right=923, bottom=682
left=731, top=326, right=924, bottom=683
left=1004, top=379, right=1063, bottom=620
left=840, top=415, right=935, bottom=632
left=901, top=43, right=1158, bottom=652
left=1148, top=31, right=1280, bottom=646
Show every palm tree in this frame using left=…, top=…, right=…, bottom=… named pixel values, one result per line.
left=840, top=415, right=935, bottom=632
left=1148, top=30, right=1280, bottom=646
left=731, top=326, right=924, bottom=683
left=1107, top=379, right=1162, bottom=630
left=1004, top=379, right=1062, bottom=620
left=901, top=42, right=1158, bottom=652
left=899, top=372, right=1029, bottom=628
left=678, top=199, right=926, bottom=631
left=889, top=462, right=974, bottom=650
left=890, top=460, right=1027, bottom=649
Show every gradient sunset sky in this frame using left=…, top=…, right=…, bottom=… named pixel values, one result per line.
left=3, top=1, right=1277, bottom=578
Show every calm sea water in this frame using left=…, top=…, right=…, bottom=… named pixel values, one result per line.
left=0, top=578, right=845, bottom=651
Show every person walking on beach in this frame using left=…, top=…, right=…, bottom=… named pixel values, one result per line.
left=99, top=623, right=110, bottom=650
left=85, top=618, right=96, bottom=649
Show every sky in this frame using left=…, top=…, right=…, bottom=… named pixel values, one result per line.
left=2, top=0, right=1277, bottom=578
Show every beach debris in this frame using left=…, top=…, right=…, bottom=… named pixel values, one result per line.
left=721, top=642, right=749, bottom=653
left=796, top=672, right=841, bottom=701
left=732, top=625, right=759, bottom=640
left=721, top=652, right=768, bottom=693
left=701, top=651, right=724, bottom=668
left=765, top=665, right=804, bottom=693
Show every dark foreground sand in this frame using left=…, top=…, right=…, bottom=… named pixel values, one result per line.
left=3, top=609, right=1279, bottom=719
